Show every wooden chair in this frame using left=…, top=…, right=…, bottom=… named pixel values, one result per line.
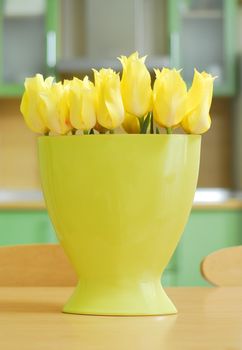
left=201, top=246, right=242, bottom=286
left=0, top=244, right=77, bottom=286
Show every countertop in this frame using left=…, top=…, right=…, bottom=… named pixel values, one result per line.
left=0, top=188, right=242, bottom=210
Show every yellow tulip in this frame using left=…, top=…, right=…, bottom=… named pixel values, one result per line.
left=182, top=70, right=215, bottom=134
left=122, top=112, right=140, bottom=134
left=39, top=80, right=72, bottom=135
left=119, top=52, right=152, bottom=117
left=94, top=68, right=124, bottom=130
left=153, top=68, right=187, bottom=129
left=69, top=76, right=96, bottom=131
left=20, top=74, right=53, bottom=133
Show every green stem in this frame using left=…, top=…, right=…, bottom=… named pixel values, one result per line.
left=44, top=131, right=49, bottom=136
left=139, top=116, right=145, bottom=133
left=83, top=130, right=89, bottom=135
left=166, top=127, right=173, bottom=134
left=109, top=129, right=114, bottom=134
left=150, top=113, right=154, bottom=134
left=140, top=114, right=151, bottom=134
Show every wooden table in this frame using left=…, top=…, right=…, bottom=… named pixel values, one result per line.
left=0, top=287, right=241, bottom=349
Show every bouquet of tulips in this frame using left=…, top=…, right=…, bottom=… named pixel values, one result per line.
left=20, top=52, right=215, bottom=136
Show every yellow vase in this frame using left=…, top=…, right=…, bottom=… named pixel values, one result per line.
left=38, top=134, right=201, bottom=315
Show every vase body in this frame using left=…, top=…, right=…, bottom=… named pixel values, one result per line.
left=38, top=134, right=201, bottom=315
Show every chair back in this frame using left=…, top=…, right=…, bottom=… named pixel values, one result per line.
left=201, top=246, right=242, bottom=286
left=0, top=244, right=77, bottom=286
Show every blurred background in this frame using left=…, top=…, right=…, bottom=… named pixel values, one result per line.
left=0, top=0, right=242, bottom=286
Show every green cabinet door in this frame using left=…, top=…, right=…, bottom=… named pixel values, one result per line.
left=0, top=0, right=58, bottom=96
left=0, top=210, right=56, bottom=245
left=163, top=209, right=242, bottom=286
left=168, top=0, right=236, bottom=96
left=1, top=208, right=241, bottom=287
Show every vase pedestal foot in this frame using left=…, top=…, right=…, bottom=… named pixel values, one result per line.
left=62, top=280, right=177, bottom=316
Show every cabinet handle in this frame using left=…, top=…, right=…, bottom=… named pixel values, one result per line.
left=46, top=31, right=56, bottom=68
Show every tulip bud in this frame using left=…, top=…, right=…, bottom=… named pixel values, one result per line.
left=119, top=52, right=152, bottom=117
left=182, top=70, right=215, bottom=134
left=153, top=68, right=187, bottom=129
left=38, top=80, right=72, bottom=135
left=122, top=113, right=140, bottom=134
left=20, top=74, right=53, bottom=133
left=69, top=76, right=96, bottom=131
left=94, top=68, right=124, bottom=130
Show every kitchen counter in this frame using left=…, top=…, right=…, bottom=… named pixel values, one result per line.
left=193, top=188, right=242, bottom=210
left=0, top=188, right=242, bottom=210
left=0, top=190, right=45, bottom=210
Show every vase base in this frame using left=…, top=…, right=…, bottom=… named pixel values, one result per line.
left=62, top=281, right=177, bottom=316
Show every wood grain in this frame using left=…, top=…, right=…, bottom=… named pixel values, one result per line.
left=198, top=97, right=234, bottom=188
left=0, top=287, right=241, bottom=349
left=0, top=98, right=40, bottom=189
left=0, top=244, right=77, bottom=286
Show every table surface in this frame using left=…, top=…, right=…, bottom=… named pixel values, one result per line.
left=0, top=287, right=241, bottom=350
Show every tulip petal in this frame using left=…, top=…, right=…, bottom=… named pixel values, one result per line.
left=122, top=112, right=140, bottom=134
left=94, top=68, right=124, bottom=130
left=153, top=68, right=187, bottom=128
left=20, top=75, right=49, bottom=134
left=182, top=69, right=215, bottom=134
left=69, top=76, right=96, bottom=131
left=119, top=52, right=152, bottom=117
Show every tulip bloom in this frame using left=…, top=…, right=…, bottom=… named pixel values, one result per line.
left=119, top=52, right=152, bottom=117
left=38, top=80, right=72, bottom=135
left=153, top=68, right=187, bottom=129
left=20, top=74, right=53, bottom=133
left=69, top=76, right=96, bottom=131
left=94, top=68, right=124, bottom=130
left=182, top=70, right=215, bottom=134
left=122, top=113, right=140, bottom=134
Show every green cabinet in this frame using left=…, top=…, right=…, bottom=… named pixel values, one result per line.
left=0, top=208, right=241, bottom=287
left=0, top=0, right=58, bottom=96
left=59, top=0, right=236, bottom=96
left=0, top=210, right=56, bottom=245
left=168, top=0, right=236, bottom=96
left=163, top=209, right=242, bottom=286
left=58, top=0, right=169, bottom=74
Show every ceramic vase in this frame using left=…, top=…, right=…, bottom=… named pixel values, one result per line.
left=38, top=134, right=201, bottom=315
